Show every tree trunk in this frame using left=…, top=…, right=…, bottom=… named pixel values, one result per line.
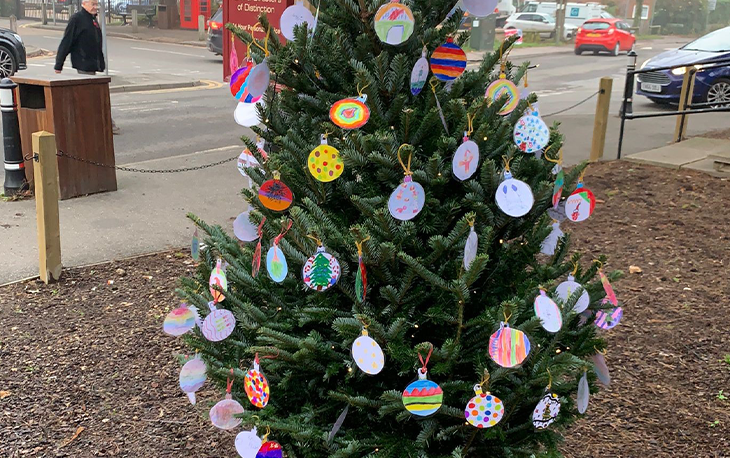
left=633, top=0, right=645, bottom=28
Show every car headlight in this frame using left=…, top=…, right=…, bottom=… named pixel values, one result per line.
left=671, top=67, right=687, bottom=75
left=12, top=33, right=22, bottom=44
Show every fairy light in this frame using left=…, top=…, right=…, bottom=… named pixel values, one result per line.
left=499, top=239, right=504, bottom=244
left=556, top=349, right=562, bottom=354
left=294, top=59, right=299, bottom=64
left=483, top=136, right=488, bottom=141
left=348, top=367, right=353, bottom=373
left=414, top=324, right=419, bottom=329
left=277, top=307, right=282, bottom=311
left=437, top=172, right=442, bottom=176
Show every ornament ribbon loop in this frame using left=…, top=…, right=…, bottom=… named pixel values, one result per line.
left=306, top=234, right=323, bottom=247
left=226, top=368, right=234, bottom=394
left=355, top=236, right=370, bottom=257
left=418, top=344, right=433, bottom=372
left=257, top=217, right=267, bottom=238
left=274, top=220, right=293, bottom=246
left=397, top=144, right=414, bottom=176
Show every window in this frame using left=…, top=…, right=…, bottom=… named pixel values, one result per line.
left=582, top=21, right=609, bottom=30
left=631, top=4, right=650, bottom=20
left=517, top=14, right=532, bottom=21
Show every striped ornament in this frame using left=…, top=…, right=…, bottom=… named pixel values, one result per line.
left=488, top=322, right=531, bottom=368
left=430, top=38, right=467, bottom=81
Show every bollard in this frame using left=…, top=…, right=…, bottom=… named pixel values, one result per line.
left=617, top=50, right=638, bottom=159
left=9, top=15, right=17, bottom=33
left=32, top=131, right=62, bottom=283
left=589, top=77, right=613, bottom=162
left=1, top=78, right=27, bottom=197
left=198, top=14, right=205, bottom=41
left=132, top=9, right=138, bottom=33
left=674, top=69, right=696, bottom=143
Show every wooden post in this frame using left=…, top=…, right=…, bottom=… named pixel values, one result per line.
left=590, top=77, right=613, bottom=162
left=32, top=131, right=62, bottom=283
left=198, top=14, right=206, bottom=41
left=132, top=9, right=138, bottom=33
left=674, top=70, right=696, bottom=142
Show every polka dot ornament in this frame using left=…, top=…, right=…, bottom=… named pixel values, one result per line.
left=465, top=385, right=504, bottom=428
left=244, top=361, right=270, bottom=409
left=308, top=140, right=344, bottom=182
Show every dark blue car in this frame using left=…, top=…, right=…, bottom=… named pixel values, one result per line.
left=637, top=26, right=730, bottom=105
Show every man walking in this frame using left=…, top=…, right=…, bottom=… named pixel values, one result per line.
left=54, top=0, right=119, bottom=134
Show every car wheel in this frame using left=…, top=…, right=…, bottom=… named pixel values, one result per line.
left=0, top=46, right=17, bottom=78
left=592, top=50, right=599, bottom=55
left=574, top=47, right=582, bottom=55
left=706, top=78, right=730, bottom=107
left=611, top=42, right=620, bottom=56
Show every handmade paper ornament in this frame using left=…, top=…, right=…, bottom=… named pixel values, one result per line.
left=465, top=372, right=504, bottom=428
left=229, top=35, right=240, bottom=76
left=179, top=356, right=207, bottom=405
left=402, top=348, right=443, bottom=417
left=430, top=38, right=467, bottom=81
left=547, top=200, right=567, bottom=223
left=352, top=328, right=385, bottom=375
left=258, top=172, right=293, bottom=212
left=463, top=221, right=478, bottom=270
left=238, top=149, right=261, bottom=178
left=230, top=59, right=252, bottom=100
left=244, top=354, right=270, bottom=408
left=389, top=146, right=425, bottom=221
left=302, top=241, right=341, bottom=292
left=266, top=220, right=292, bottom=283
left=234, top=98, right=265, bottom=127
left=191, top=228, right=200, bottom=261
left=599, top=269, right=618, bottom=306
left=514, top=112, right=550, bottom=153
left=489, top=322, right=531, bottom=368
left=534, top=289, right=562, bottom=333
left=201, top=307, right=236, bottom=342
left=210, top=371, right=245, bottom=430
left=592, top=352, right=611, bottom=386
left=234, top=211, right=260, bottom=243
left=463, top=0, right=499, bottom=16
left=410, top=48, right=429, bottom=96
left=355, top=238, right=368, bottom=303
left=565, top=178, right=596, bottom=223
left=556, top=273, right=590, bottom=314
left=595, top=307, right=623, bottom=330
left=163, top=304, right=197, bottom=336
left=236, top=427, right=263, bottom=458
left=540, top=221, right=564, bottom=256
left=308, top=135, right=344, bottom=182
left=209, top=258, right=227, bottom=303
left=374, top=0, right=414, bottom=45
left=551, top=163, right=564, bottom=209
left=251, top=217, right=266, bottom=278
left=577, top=370, right=590, bottom=414
left=280, top=1, right=315, bottom=41
left=246, top=59, right=271, bottom=100
left=452, top=119, right=480, bottom=181
left=495, top=166, right=534, bottom=218
left=533, top=391, right=561, bottom=430
left=257, top=440, right=283, bottom=458
left=330, top=95, right=370, bottom=130
left=486, top=78, right=520, bottom=115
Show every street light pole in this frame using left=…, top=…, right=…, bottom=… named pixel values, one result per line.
left=98, top=0, right=109, bottom=76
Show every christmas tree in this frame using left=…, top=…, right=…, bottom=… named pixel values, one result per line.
left=176, top=1, right=621, bottom=457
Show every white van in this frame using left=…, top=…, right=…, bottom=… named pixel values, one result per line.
left=520, top=2, right=612, bottom=27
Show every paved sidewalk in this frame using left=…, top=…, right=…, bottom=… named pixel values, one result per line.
left=25, top=21, right=207, bottom=47
left=626, top=137, right=730, bottom=178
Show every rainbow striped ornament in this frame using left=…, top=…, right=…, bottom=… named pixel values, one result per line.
left=329, top=96, right=370, bottom=129
left=402, top=369, right=443, bottom=417
left=595, top=306, right=623, bottom=330
left=256, top=441, right=283, bottom=458
left=430, top=38, right=467, bottom=81
left=489, top=322, right=531, bottom=368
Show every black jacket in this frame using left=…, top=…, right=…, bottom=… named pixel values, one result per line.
left=54, top=9, right=105, bottom=72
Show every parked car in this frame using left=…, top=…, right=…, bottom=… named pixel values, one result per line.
left=504, top=12, right=577, bottom=39
left=574, top=19, right=635, bottom=56
left=637, top=26, right=730, bottom=105
left=0, top=28, right=26, bottom=78
left=207, top=7, right=223, bottom=55
left=519, top=1, right=612, bottom=27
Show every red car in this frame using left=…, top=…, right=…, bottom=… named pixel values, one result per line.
left=575, top=18, right=636, bottom=56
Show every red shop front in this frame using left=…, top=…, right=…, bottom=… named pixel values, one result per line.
left=180, top=0, right=214, bottom=30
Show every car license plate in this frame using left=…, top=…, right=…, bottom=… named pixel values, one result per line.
left=641, top=82, right=662, bottom=93
left=587, top=33, right=600, bottom=37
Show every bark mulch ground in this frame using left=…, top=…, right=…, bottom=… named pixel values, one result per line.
left=1, top=161, right=728, bottom=457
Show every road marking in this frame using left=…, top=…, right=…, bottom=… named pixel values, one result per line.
left=43, top=36, right=58, bottom=39
left=117, top=106, right=167, bottom=113
left=130, top=46, right=203, bottom=58
left=641, top=46, right=653, bottom=50
left=27, top=63, right=47, bottom=67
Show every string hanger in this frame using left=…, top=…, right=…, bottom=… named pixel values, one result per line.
left=578, top=167, right=588, bottom=183
left=479, top=369, right=490, bottom=392
left=418, top=343, right=433, bottom=373
left=502, top=155, right=513, bottom=173
left=226, top=368, right=234, bottom=394
left=262, top=425, right=271, bottom=442
left=357, top=82, right=370, bottom=98
left=593, top=259, right=604, bottom=271
left=466, top=113, right=475, bottom=137
left=503, top=308, right=512, bottom=324
left=397, top=144, right=414, bottom=176
left=546, top=367, right=553, bottom=390
left=595, top=346, right=608, bottom=357
left=544, top=146, right=564, bottom=165
left=355, top=236, right=370, bottom=257
left=306, top=234, right=323, bottom=247
left=571, top=261, right=579, bottom=276
left=273, top=220, right=293, bottom=246
left=466, top=216, right=475, bottom=228
left=250, top=23, right=271, bottom=57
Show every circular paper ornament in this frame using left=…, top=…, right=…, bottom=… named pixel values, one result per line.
left=246, top=59, right=270, bottom=100
left=179, top=357, right=207, bottom=393
left=234, top=99, right=265, bottom=127
left=266, top=245, right=288, bottom=283
left=329, top=96, right=370, bottom=130
left=352, top=329, right=385, bottom=375
left=410, top=50, right=429, bottom=96
left=236, top=427, right=263, bottom=458
left=234, top=211, right=260, bottom=242
left=431, top=38, right=467, bottom=81
left=595, top=306, right=623, bottom=330
left=244, top=361, right=270, bottom=408
left=388, top=175, right=425, bottom=221
left=402, top=369, right=443, bottom=417
left=565, top=184, right=596, bottom=222
left=534, top=290, right=562, bottom=333
left=592, top=352, right=611, bottom=386
left=302, top=245, right=340, bottom=291
left=495, top=171, right=534, bottom=217
left=465, top=385, right=504, bottom=428
left=374, top=1, right=414, bottom=45
left=163, top=305, right=196, bottom=336
left=201, top=309, right=236, bottom=342
left=209, top=259, right=227, bottom=303
left=556, top=275, right=590, bottom=314
left=463, top=0, right=499, bottom=17
left=280, top=1, right=315, bottom=41
left=486, top=79, right=520, bottom=115
left=257, top=441, right=283, bottom=458
left=514, top=114, right=550, bottom=153
left=210, top=394, right=244, bottom=430
left=489, top=322, right=531, bottom=368
left=577, top=370, right=589, bottom=414
left=258, top=177, right=293, bottom=211
left=452, top=136, right=480, bottom=181
left=230, top=62, right=253, bottom=100
left=547, top=200, right=567, bottom=223
left=532, top=392, right=561, bottom=430
left=308, top=139, right=344, bottom=182
left=238, top=149, right=262, bottom=177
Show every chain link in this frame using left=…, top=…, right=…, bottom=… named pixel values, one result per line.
left=56, top=150, right=238, bottom=173
left=542, top=90, right=600, bottom=118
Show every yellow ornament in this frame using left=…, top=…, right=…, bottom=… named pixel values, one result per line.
left=308, top=136, right=344, bottom=182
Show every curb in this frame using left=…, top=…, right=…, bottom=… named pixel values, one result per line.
left=25, top=23, right=208, bottom=48
left=109, top=80, right=202, bottom=93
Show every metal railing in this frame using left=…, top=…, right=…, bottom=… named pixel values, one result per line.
left=617, top=52, right=730, bottom=158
